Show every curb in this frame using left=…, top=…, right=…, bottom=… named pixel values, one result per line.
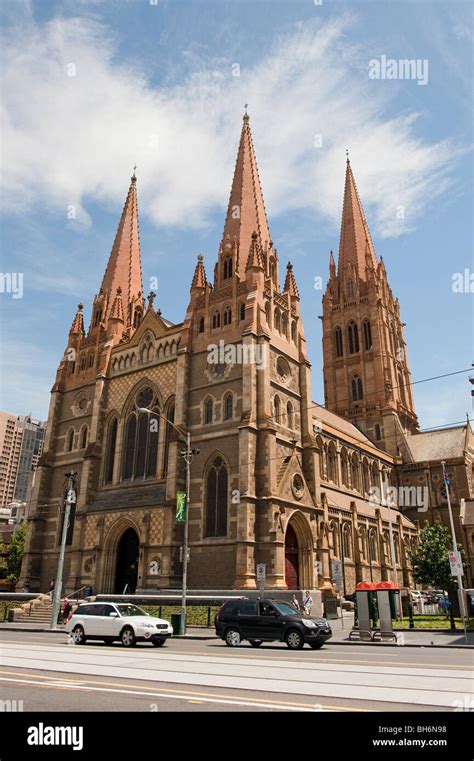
left=1, top=625, right=472, bottom=649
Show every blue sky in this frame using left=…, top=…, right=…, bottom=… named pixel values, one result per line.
left=0, top=0, right=472, bottom=427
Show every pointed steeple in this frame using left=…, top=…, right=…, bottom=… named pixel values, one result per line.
left=245, top=231, right=264, bottom=271
left=221, top=112, right=271, bottom=279
left=99, top=172, right=144, bottom=324
left=69, top=303, right=85, bottom=337
left=191, top=254, right=207, bottom=289
left=338, top=155, right=377, bottom=280
left=329, top=250, right=336, bottom=276
left=283, top=262, right=299, bottom=298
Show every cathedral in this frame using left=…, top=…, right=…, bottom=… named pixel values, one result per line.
left=19, top=114, right=473, bottom=596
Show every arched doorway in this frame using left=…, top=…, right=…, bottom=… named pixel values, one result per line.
left=285, top=524, right=299, bottom=589
left=114, top=528, right=139, bottom=593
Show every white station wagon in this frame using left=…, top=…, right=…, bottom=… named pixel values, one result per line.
left=65, top=602, right=173, bottom=647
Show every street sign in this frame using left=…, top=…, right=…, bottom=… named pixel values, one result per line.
left=66, top=489, right=76, bottom=504
left=449, top=550, right=463, bottom=576
left=176, top=491, right=187, bottom=522
left=256, top=564, right=266, bottom=583
left=331, top=559, right=344, bottom=592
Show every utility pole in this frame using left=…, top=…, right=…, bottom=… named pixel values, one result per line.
left=441, top=461, right=468, bottom=643
left=50, top=471, right=76, bottom=629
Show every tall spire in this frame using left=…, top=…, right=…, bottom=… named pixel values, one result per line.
left=221, top=112, right=271, bottom=278
left=99, top=173, right=144, bottom=322
left=69, top=303, right=85, bottom=337
left=338, top=156, right=377, bottom=280
left=191, top=254, right=207, bottom=289
left=283, top=262, right=299, bottom=298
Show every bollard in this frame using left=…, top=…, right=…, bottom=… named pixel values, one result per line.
left=408, top=604, right=415, bottom=629
left=159, top=606, right=162, bottom=618
left=207, top=606, right=211, bottom=627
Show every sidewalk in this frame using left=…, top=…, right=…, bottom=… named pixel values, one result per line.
left=1, top=616, right=472, bottom=647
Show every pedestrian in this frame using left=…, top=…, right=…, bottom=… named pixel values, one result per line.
left=49, top=578, right=55, bottom=601
left=62, top=598, right=72, bottom=624
left=303, top=590, right=313, bottom=616
left=291, top=594, right=300, bottom=611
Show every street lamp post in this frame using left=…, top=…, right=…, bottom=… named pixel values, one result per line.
left=50, top=471, right=77, bottom=630
left=441, top=460, right=468, bottom=643
left=136, top=406, right=198, bottom=635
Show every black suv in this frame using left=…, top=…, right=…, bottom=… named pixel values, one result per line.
left=215, top=598, right=332, bottom=650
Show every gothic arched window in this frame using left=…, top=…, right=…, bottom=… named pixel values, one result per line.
left=205, top=457, right=228, bottom=537
left=224, top=393, right=233, bottom=421
left=274, top=309, right=281, bottom=332
left=374, top=423, right=382, bottom=441
left=335, top=327, right=343, bottom=357
left=88, top=353, right=95, bottom=369
left=212, top=312, right=221, bottom=329
left=340, top=448, right=349, bottom=487
left=104, top=417, right=118, bottom=483
left=239, top=303, right=246, bottom=322
left=133, top=308, right=142, bottom=328
left=94, top=308, right=102, bottom=327
left=80, top=354, right=87, bottom=372
left=223, top=257, right=232, bottom=279
left=327, top=443, right=337, bottom=483
left=80, top=426, right=88, bottom=449
left=198, top=316, right=205, bottom=333
left=223, top=307, right=232, bottom=326
left=362, top=459, right=370, bottom=495
left=348, top=321, right=359, bottom=353
left=282, top=313, right=289, bottom=338
left=347, top=279, right=354, bottom=298
left=352, top=374, right=363, bottom=401
left=286, top=401, right=294, bottom=429
left=122, top=388, right=160, bottom=480
left=291, top=321, right=297, bottom=342
left=363, top=320, right=372, bottom=350
left=351, top=453, right=360, bottom=491
left=66, top=428, right=74, bottom=452
left=274, top=395, right=281, bottom=423
left=205, top=398, right=213, bottom=425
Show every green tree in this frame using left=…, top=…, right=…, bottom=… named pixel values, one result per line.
left=408, top=521, right=463, bottom=590
left=0, top=522, right=27, bottom=582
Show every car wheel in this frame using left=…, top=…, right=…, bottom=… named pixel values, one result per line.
left=152, top=638, right=166, bottom=647
left=72, top=625, right=86, bottom=645
left=120, top=626, right=136, bottom=647
left=285, top=629, right=304, bottom=650
left=309, top=642, right=323, bottom=650
left=249, top=640, right=263, bottom=647
left=225, top=628, right=241, bottom=647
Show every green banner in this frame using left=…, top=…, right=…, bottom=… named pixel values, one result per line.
left=176, top=491, right=187, bottom=522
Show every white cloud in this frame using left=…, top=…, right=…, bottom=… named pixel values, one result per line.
left=1, top=13, right=460, bottom=240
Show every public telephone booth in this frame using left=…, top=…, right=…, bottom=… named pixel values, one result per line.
left=372, top=580, right=399, bottom=642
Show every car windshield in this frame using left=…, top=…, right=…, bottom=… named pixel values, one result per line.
left=115, top=604, right=148, bottom=617
left=273, top=602, right=299, bottom=616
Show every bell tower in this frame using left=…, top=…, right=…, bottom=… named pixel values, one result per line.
left=322, top=155, right=419, bottom=456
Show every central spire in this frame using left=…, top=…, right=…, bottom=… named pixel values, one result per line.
left=99, top=173, right=144, bottom=324
left=337, top=157, right=377, bottom=280
left=221, top=112, right=271, bottom=279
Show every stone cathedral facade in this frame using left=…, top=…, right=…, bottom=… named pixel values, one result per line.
left=19, top=114, right=474, bottom=596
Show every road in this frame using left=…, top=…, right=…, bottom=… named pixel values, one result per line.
left=0, top=630, right=472, bottom=713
